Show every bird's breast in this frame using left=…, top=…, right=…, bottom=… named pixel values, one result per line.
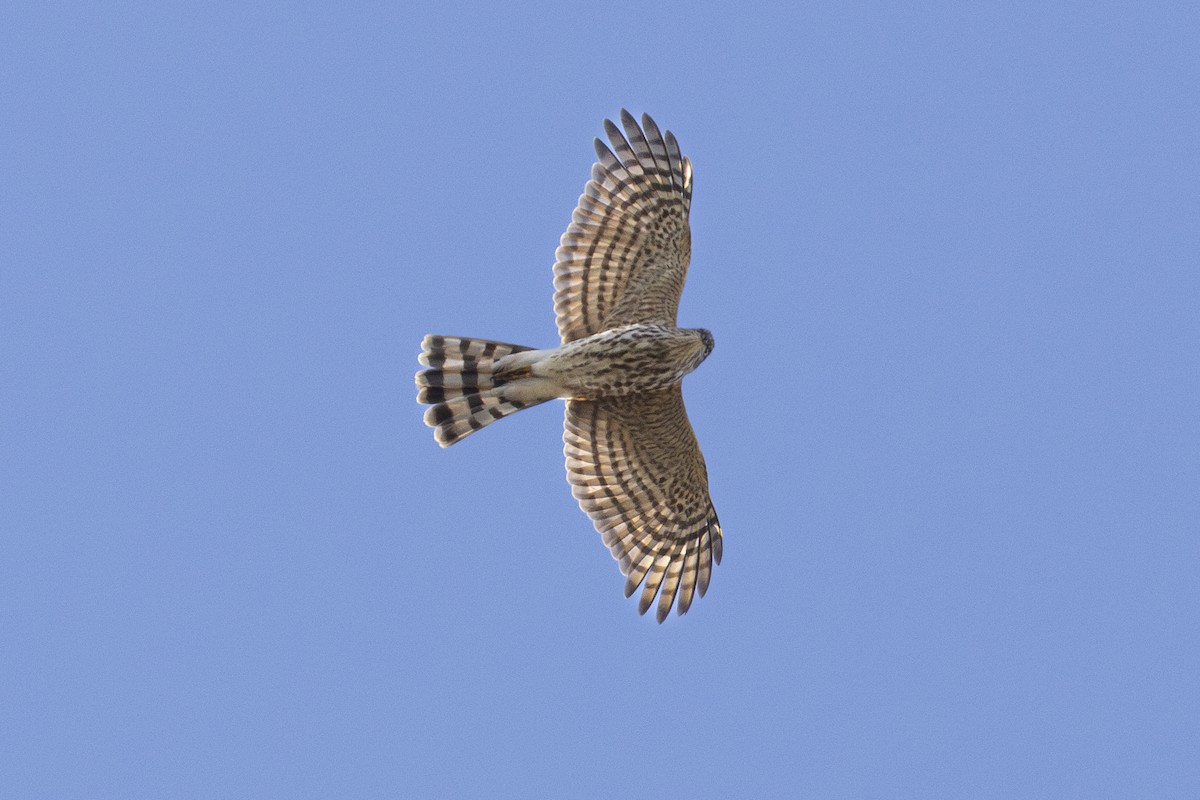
left=537, top=324, right=703, bottom=399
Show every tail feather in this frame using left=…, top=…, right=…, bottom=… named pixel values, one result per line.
left=418, top=335, right=532, bottom=369
left=416, top=335, right=550, bottom=447
left=423, top=391, right=534, bottom=446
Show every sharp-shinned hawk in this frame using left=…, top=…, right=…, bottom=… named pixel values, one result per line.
left=416, top=111, right=722, bottom=622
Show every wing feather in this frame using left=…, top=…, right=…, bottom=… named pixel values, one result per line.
left=563, top=386, right=722, bottom=621
left=554, top=111, right=693, bottom=343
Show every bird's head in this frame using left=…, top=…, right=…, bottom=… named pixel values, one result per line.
left=695, top=328, right=715, bottom=362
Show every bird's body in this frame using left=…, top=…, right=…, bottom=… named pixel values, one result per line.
left=417, top=111, right=722, bottom=622
left=499, top=324, right=714, bottom=398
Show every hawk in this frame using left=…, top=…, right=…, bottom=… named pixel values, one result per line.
left=416, top=111, right=722, bottom=622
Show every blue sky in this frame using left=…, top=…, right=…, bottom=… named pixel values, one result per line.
left=3, top=2, right=1198, bottom=797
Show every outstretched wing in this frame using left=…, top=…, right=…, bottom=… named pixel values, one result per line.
left=553, top=110, right=693, bottom=344
left=564, top=386, right=722, bottom=622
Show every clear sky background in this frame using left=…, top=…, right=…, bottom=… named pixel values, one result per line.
left=3, top=2, right=1198, bottom=798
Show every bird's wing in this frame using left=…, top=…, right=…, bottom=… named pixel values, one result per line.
left=564, top=386, right=721, bottom=622
left=553, top=110, right=693, bottom=343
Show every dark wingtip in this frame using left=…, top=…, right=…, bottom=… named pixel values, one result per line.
left=637, top=592, right=653, bottom=616
left=602, top=118, right=623, bottom=147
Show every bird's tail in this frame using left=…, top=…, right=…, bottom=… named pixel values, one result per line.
left=416, top=335, right=553, bottom=447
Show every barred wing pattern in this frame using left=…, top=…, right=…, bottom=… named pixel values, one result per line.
left=553, top=110, right=693, bottom=344
left=565, top=386, right=722, bottom=622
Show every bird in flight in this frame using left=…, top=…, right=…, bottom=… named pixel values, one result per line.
left=416, top=111, right=722, bottom=622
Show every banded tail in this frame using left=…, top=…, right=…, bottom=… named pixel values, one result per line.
left=416, top=335, right=553, bottom=447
